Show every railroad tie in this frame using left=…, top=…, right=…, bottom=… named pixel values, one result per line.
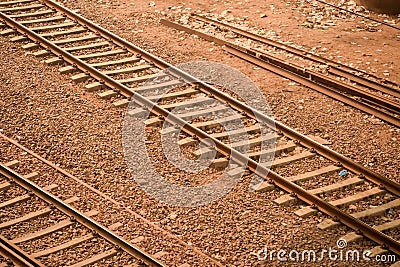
left=19, top=16, right=65, bottom=25
left=227, top=165, right=246, bottom=179
left=31, top=234, right=94, bottom=258
left=12, top=219, right=74, bottom=244
left=52, top=35, right=98, bottom=45
left=11, top=210, right=98, bottom=244
left=22, top=42, right=39, bottom=50
left=66, top=249, right=118, bottom=267
left=40, top=27, right=86, bottom=38
left=59, top=65, right=76, bottom=74
left=341, top=218, right=400, bottom=243
left=131, top=236, right=145, bottom=244
left=10, top=35, right=27, bottom=42
left=117, top=73, right=163, bottom=85
left=98, top=90, right=118, bottom=99
left=108, top=222, right=123, bottom=231
left=270, top=151, right=315, bottom=168
left=370, top=246, right=389, bottom=257
left=161, top=114, right=246, bottom=135
left=175, top=105, right=230, bottom=121
left=230, top=134, right=279, bottom=151
left=71, top=72, right=89, bottom=83
left=0, top=0, right=35, bottom=6
left=248, top=142, right=296, bottom=159
left=28, top=22, right=75, bottom=32
left=295, top=187, right=386, bottom=218
left=64, top=41, right=109, bottom=52
left=0, top=28, right=14, bottom=36
left=253, top=181, right=274, bottom=192
left=134, top=79, right=183, bottom=93
left=307, top=135, right=331, bottom=145
left=255, top=159, right=342, bottom=195
left=0, top=181, right=12, bottom=192
left=0, top=196, right=78, bottom=229
left=3, top=159, right=20, bottom=168
left=146, top=88, right=198, bottom=102
left=113, top=99, right=129, bottom=108
left=318, top=198, right=400, bottom=230
left=85, top=82, right=104, bottom=92
left=192, top=115, right=245, bottom=132
left=24, top=171, right=39, bottom=180
left=145, top=116, right=164, bottom=127
left=9, top=10, right=55, bottom=19
left=0, top=4, right=44, bottom=13
left=211, top=144, right=309, bottom=171
left=102, top=64, right=152, bottom=76
left=193, top=139, right=291, bottom=159
left=126, top=107, right=147, bottom=118
left=274, top=176, right=363, bottom=206
left=177, top=124, right=263, bottom=147
left=76, top=49, right=126, bottom=60
left=153, top=251, right=168, bottom=259
left=0, top=184, right=58, bottom=209
left=32, top=49, right=51, bottom=57
left=45, top=57, right=64, bottom=66
left=89, top=56, right=140, bottom=68
left=287, top=165, right=342, bottom=183
left=160, top=96, right=213, bottom=110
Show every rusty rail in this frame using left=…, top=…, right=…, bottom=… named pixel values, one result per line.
left=160, top=19, right=400, bottom=127
left=192, top=14, right=400, bottom=98
left=0, top=235, right=43, bottom=267
left=0, top=164, right=164, bottom=267
left=1, top=0, right=400, bottom=255
left=312, top=0, right=400, bottom=30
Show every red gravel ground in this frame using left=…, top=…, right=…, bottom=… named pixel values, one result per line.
left=0, top=0, right=399, bottom=266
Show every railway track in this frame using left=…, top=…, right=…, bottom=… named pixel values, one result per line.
left=0, top=161, right=163, bottom=266
left=0, top=133, right=221, bottom=266
left=160, top=15, right=400, bottom=128
left=0, top=0, right=399, bottom=264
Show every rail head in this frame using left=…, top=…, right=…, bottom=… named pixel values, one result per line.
left=0, top=164, right=165, bottom=266
left=0, top=234, right=43, bottom=267
left=1, top=1, right=400, bottom=256
left=159, top=18, right=400, bottom=196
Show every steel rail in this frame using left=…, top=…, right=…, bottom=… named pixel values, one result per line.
left=36, top=1, right=400, bottom=122
left=0, top=133, right=224, bottom=267
left=312, top=0, right=400, bottom=31
left=0, top=235, right=43, bottom=267
left=248, top=47, right=400, bottom=116
left=39, top=0, right=175, bottom=72
left=0, top=164, right=164, bottom=267
left=1, top=3, right=396, bottom=196
left=160, top=19, right=400, bottom=127
left=158, top=19, right=400, bottom=195
left=1, top=2, right=400, bottom=255
left=250, top=46, right=400, bottom=114
left=192, top=14, right=400, bottom=98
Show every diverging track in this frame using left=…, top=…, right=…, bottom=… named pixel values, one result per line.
left=0, top=0, right=399, bottom=262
